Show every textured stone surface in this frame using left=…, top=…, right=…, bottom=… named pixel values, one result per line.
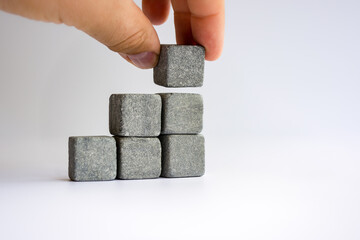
left=159, top=93, right=203, bottom=134
left=154, top=45, right=205, bottom=87
left=115, top=137, right=161, bottom=180
left=160, top=135, right=205, bottom=178
left=68, top=136, right=117, bottom=181
left=109, top=94, right=161, bottom=136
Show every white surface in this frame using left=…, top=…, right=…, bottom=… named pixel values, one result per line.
left=1, top=137, right=359, bottom=239
left=1, top=0, right=360, bottom=239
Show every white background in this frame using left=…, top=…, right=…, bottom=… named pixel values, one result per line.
left=1, top=0, right=360, bottom=239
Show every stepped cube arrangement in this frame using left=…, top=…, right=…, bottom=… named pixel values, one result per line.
left=68, top=44, right=206, bottom=181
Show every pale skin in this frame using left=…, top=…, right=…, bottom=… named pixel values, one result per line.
left=0, top=0, right=224, bottom=69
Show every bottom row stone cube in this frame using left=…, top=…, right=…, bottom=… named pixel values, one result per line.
left=68, top=136, right=117, bottom=181
left=160, top=135, right=205, bottom=178
left=115, top=137, right=161, bottom=180
left=68, top=135, right=205, bottom=181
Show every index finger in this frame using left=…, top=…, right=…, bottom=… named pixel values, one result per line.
left=172, top=0, right=224, bottom=60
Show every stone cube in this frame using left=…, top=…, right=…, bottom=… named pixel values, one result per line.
left=160, top=135, right=205, bottom=178
left=154, top=45, right=205, bottom=87
left=68, top=136, right=117, bottom=181
left=109, top=94, right=161, bottom=136
left=115, top=137, right=161, bottom=180
left=159, top=93, right=203, bottom=134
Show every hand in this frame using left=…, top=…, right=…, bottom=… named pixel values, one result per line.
left=0, top=0, right=224, bottom=69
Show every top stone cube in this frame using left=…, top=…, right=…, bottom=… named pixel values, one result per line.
left=154, top=45, right=205, bottom=88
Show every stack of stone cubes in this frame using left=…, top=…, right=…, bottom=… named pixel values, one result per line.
left=69, top=45, right=205, bottom=181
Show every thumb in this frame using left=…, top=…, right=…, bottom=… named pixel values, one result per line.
left=59, top=0, right=160, bottom=69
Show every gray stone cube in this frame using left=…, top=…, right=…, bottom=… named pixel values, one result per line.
left=109, top=94, right=161, bottom=136
left=154, top=45, right=205, bottom=87
left=115, top=137, right=161, bottom=180
left=68, top=136, right=117, bottom=181
left=160, top=135, right=205, bottom=178
left=159, top=93, right=203, bottom=134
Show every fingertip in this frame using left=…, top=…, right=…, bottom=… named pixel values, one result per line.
left=205, top=54, right=219, bottom=61
left=191, top=13, right=225, bottom=62
left=193, top=27, right=224, bottom=61
left=172, top=0, right=225, bottom=61
left=142, top=0, right=170, bottom=25
left=204, top=43, right=223, bottom=61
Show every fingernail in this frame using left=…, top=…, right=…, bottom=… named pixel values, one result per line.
left=127, top=52, right=158, bottom=69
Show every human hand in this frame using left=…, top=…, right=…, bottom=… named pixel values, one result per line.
left=0, top=0, right=224, bottom=69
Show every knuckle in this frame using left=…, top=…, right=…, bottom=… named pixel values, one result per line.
left=108, top=29, right=148, bottom=53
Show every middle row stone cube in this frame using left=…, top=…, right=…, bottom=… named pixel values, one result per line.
left=109, top=94, right=162, bottom=136
left=109, top=93, right=203, bottom=136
